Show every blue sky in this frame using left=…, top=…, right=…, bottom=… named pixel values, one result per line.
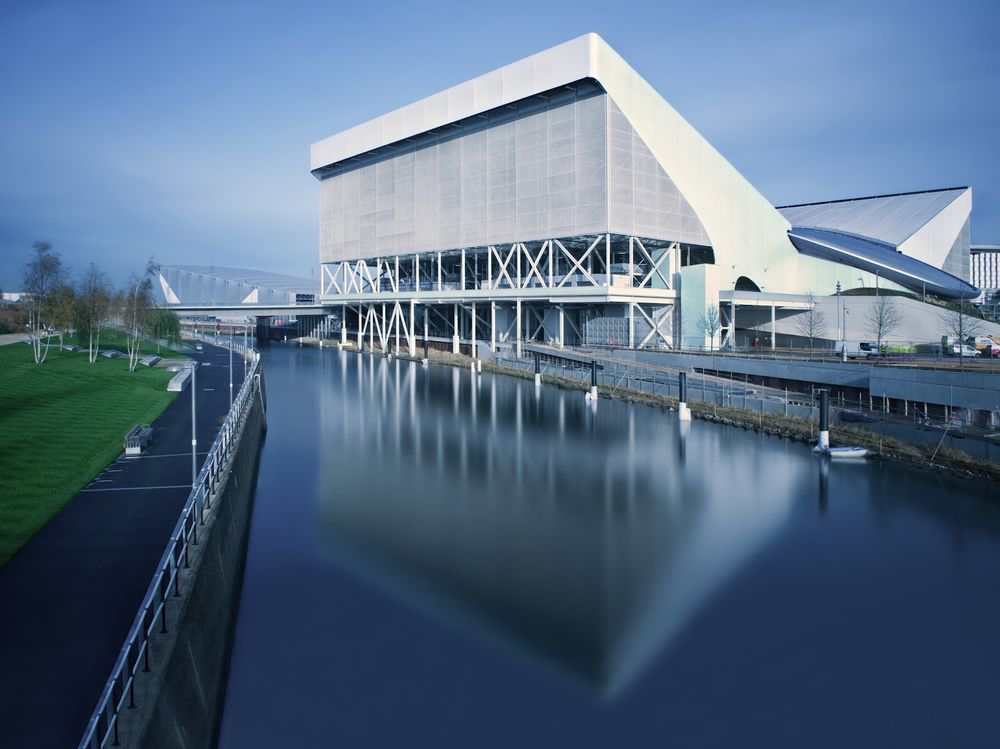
left=1, top=0, right=997, bottom=289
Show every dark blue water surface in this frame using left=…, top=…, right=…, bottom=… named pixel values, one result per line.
left=219, top=344, right=1000, bottom=748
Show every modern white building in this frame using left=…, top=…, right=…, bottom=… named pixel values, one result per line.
left=311, top=33, right=978, bottom=354
left=971, top=245, right=1000, bottom=294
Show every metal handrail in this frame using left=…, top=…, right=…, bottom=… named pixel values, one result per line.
left=78, top=336, right=262, bottom=749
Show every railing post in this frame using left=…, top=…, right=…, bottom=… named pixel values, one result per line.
left=159, top=572, right=168, bottom=634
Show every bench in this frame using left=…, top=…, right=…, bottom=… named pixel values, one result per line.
left=124, top=424, right=154, bottom=456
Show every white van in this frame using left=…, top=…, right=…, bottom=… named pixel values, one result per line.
left=834, top=340, right=880, bottom=359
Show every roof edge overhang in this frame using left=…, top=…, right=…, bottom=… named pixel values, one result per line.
left=788, top=227, right=979, bottom=300
left=311, top=34, right=599, bottom=173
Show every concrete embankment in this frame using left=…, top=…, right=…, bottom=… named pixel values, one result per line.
left=115, top=370, right=267, bottom=749
left=326, top=340, right=1000, bottom=484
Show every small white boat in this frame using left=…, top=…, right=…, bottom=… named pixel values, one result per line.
left=822, top=446, right=868, bottom=459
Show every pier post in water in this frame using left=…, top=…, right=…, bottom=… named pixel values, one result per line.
left=587, top=360, right=598, bottom=401
left=816, top=389, right=830, bottom=451
left=678, top=371, right=691, bottom=421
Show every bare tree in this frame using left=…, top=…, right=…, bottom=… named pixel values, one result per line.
left=699, top=304, right=721, bottom=351
left=939, top=296, right=986, bottom=368
left=865, top=295, right=903, bottom=354
left=76, top=263, right=113, bottom=363
left=792, top=291, right=829, bottom=358
left=21, top=241, right=65, bottom=364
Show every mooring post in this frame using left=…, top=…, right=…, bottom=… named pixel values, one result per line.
left=422, top=336, right=429, bottom=366
left=815, top=389, right=830, bottom=451
left=678, top=371, right=691, bottom=421
left=534, top=352, right=541, bottom=388
left=587, top=360, right=598, bottom=401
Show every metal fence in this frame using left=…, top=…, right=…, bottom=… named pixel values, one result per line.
left=584, top=342, right=1000, bottom=373
left=78, top=336, right=262, bottom=749
left=495, top=352, right=1000, bottom=462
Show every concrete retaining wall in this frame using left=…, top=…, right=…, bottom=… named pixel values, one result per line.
left=120, top=372, right=267, bottom=749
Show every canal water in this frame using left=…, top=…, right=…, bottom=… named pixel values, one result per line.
left=218, top=344, right=1000, bottom=748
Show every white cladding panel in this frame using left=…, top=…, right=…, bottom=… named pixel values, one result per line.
left=318, top=91, right=713, bottom=262
left=898, top=189, right=971, bottom=270
left=319, top=95, right=610, bottom=262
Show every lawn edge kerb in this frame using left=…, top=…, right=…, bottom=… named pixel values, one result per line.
left=351, top=344, right=1000, bottom=485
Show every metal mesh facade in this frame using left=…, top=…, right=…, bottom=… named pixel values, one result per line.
left=607, top=100, right=710, bottom=245
left=318, top=91, right=709, bottom=263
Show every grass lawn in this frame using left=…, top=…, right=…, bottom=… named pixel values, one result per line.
left=58, top=329, right=190, bottom=357
left=0, top=344, right=177, bottom=566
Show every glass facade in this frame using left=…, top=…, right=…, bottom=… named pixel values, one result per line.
left=319, top=89, right=709, bottom=264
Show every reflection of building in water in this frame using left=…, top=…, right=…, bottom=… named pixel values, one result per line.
left=316, top=352, right=810, bottom=695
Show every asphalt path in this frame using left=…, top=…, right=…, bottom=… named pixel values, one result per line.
left=0, top=343, right=246, bottom=748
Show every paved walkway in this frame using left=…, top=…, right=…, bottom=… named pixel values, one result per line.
left=0, top=343, right=247, bottom=748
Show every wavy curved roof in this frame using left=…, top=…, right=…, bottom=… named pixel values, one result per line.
left=787, top=227, right=978, bottom=299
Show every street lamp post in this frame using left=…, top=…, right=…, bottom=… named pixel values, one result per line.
left=836, top=281, right=844, bottom=362
left=842, top=305, right=850, bottom=363
left=229, top=325, right=233, bottom=409
left=190, top=361, right=197, bottom=488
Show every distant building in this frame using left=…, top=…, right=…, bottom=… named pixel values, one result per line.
left=156, top=266, right=317, bottom=308
left=970, top=245, right=1000, bottom=296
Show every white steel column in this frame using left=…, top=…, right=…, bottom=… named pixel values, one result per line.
left=770, top=304, right=776, bottom=350
left=471, top=303, right=477, bottom=359
left=437, top=251, right=442, bottom=291
left=408, top=300, right=416, bottom=357
left=558, top=306, right=564, bottom=348
left=516, top=299, right=522, bottom=358
left=452, top=303, right=459, bottom=354
left=628, top=236, right=634, bottom=287
left=394, top=303, right=400, bottom=355
left=357, top=305, right=363, bottom=350
left=605, top=233, right=611, bottom=287
left=548, top=241, right=554, bottom=287
left=382, top=303, right=388, bottom=353
left=461, top=248, right=466, bottom=291
left=629, top=302, right=635, bottom=349
left=415, top=254, right=420, bottom=292
left=341, top=303, right=347, bottom=345
left=731, top=301, right=737, bottom=350
left=490, top=301, right=496, bottom=352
